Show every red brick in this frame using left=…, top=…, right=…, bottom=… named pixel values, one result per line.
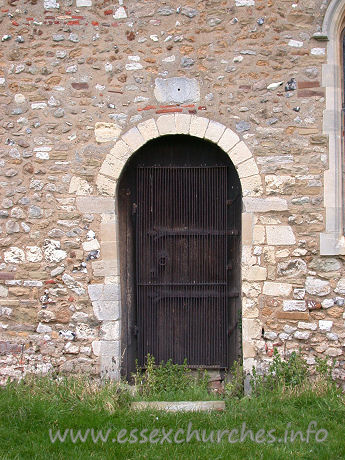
left=159, top=104, right=179, bottom=109
left=297, top=81, right=320, bottom=89
left=297, top=89, right=325, bottom=97
left=156, top=108, right=183, bottom=114
left=71, top=82, right=89, bottom=90
left=0, top=272, right=15, bottom=280
left=0, top=341, right=22, bottom=355
left=276, top=311, right=310, bottom=320
left=291, top=50, right=309, bottom=56
left=138, top=105, right=156, bottom=112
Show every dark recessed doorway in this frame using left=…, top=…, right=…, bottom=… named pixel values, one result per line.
left=117, top=135, right=242, bottom=378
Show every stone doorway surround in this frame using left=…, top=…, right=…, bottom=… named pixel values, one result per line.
left=81, top=114, right=264, bottom=379
left=317, top=0, right=345, bottom=254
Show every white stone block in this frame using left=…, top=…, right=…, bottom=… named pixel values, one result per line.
left=0, top=286, right=8, bottom=297
left=237, top=157, right=259, bottom=178
left=175, top=113, right=192, bottom=134
left=326, top=333, right=338, bottom=341
left=44, top=0, right=59, bottom=9
left=319, top=320, right=333, bottom=332
left=298, top=322, right=317, bottom=330
left=99, top=154, right=125, bottom=180
left=242, top=319, right=261, bottom=340
left=154, top=77, right=200, bottom=104
left=189, top=116, right=209, bottom=138
left=92, top=340, right=101, bottom=356
left=288, top=40, right=303, bottom=48
left=294, top=331, right=310, bottom=340
left=121, top=127, right=145, bottom=152
left=82, top=239, right=100, bottom=252
left=113, top=6, right=127, bottom=19
left=243, top=266, right=267, bottom=281
left=101, top=321, right=121, bottom=340
left=88, top=284, right=103, bottom=301
left=93, top=301, right=120, bottom=321
left=125, top=63, right=143, bottom=71
left=311, top=48, right=325, bottom=56
left=243, top=197, right=288, bottom=213
left=37, top=323, right=52, bottom=333
left=217, top=128, right=239, bottom=152
left=241, top=175, right=263, bottom=196
left=76, top=0, right=92, bottom=6
left=321, top=299, right=334, bottom=309
left=253, top=225, right=265, bottom=244
left=137, top=119, right=159, bottom=141
left=69, top=176, right=93, bottom=195
left=235, top=0, right=255, bottom=5
left=204, top=120, right=226, bottom=143
left=264, top=331, right=277, bottom=340
left=305, top=277, right=331, bottom=296
left=263, top=282, right=292, bottom=297
left=26, top=246, right=43, bottom=263
left=266, top=226, right=296, bottom=245
left=229, top=141, right=252, bottom=165
left=279, top=333, right=290, bottom=341
left=110, top=140, right=131, bottom=162
left=96, top=174, right=117, bottom=196
left=95, top=122, right=122, bottom=143
left=4, top=247, right=25, bottom=264
left=283, top=300, right=307, bottom=312
left=156, top=114, right=176, bottom=135
left=334, top=278, right=345, bottom=294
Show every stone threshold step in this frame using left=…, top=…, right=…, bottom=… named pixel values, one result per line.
left=131, top=401, right=225, bottom=412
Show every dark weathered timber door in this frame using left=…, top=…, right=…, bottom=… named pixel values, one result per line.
left=135, top=165, right=239, bottom=368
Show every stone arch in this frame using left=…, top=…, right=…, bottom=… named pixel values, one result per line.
left=318, top=0, right=345, bottom=254
left=91, top=114, right=262, bottom=379
left=96, top=114, right=262, bottom=198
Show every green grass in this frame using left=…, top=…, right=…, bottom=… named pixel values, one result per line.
left=0, top=376, right=344, bottom=459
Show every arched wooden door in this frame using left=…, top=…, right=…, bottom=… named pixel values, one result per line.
left=118, top=135, right=242, bottom=375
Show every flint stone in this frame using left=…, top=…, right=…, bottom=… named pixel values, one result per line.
left=277, top=259, right=307, bottom=278
left=180, top=57, right=195, bottom=67
left=334, top=278, right=345, bottom=294
left=309, top=258, right=342, bottom=272
left=305, top=277, right=331, bottom=296
left=181, top=7, right=198, bottom=18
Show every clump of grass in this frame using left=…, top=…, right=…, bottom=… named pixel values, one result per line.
left=133, top=354, right=216, bottom=401
left=1, top=375, right=131, bottom=413
left=224, top=360, right=245, bottom=399
left=249, top=348, right=341, bottom=397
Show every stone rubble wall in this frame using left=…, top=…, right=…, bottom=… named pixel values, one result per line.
left=0, top=0, right=344, bottom=384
